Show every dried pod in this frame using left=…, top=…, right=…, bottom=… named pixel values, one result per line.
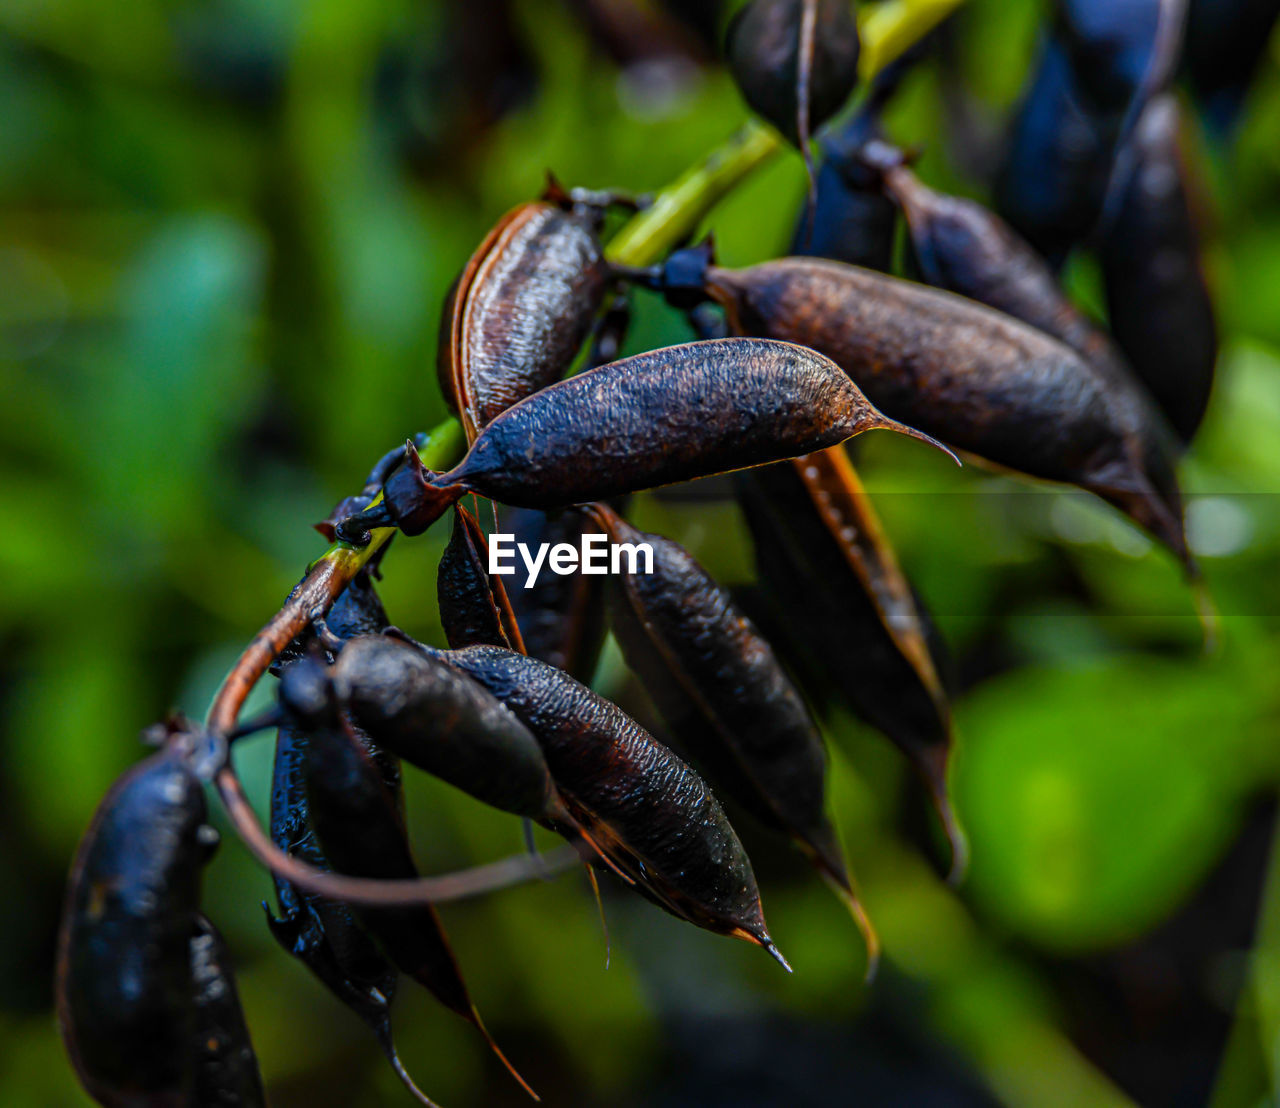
left=658, top=252, right=1193, bottom=572
left=504, top=507, right=610, bottom=682
left=333, top=635, right=565, bottom=826
left=1100, top=95, right=1217, bottom=442
left=340, top=337, right=947, bottom=542
left=56, top=746, right=214, bottom=1107
left=267, top=719, right=434, bottom=1104
left=1053, top=0, right=1169, bottom=117
left=875, top=156, right=1119, bottom=370
left=438, top=182, right=610, bottom=439
left=726, top=0, right=861, bottom=148
left=1183, top=0, right=1280, bottom=134
left=590, top=503, right=877, bottom=963
left=736, top=448, right=964, bottom=876
left=189, top=914, right=267, bottom=1107
left=434, top=642, right=788, bottom=967
left=279, top=658, right=535, bottom=1100
left=994, top=37, right=1114, bottom=267
left=438, top=503, right=525, bottom=651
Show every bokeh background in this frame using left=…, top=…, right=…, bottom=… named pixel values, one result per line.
left=4, top=0, right=1280, bottom=1104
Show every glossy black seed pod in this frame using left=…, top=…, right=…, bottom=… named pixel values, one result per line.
left=57, top=747, right=213, bottom=1107
left=726, top=0, right=861, bottom=147
left=333, top=635, right=563, bottom=824
left=1100, top=95, right=1217, bottom=442
left=189, top=914, right=267, bottom=1107
left=434, top=643, right=785, bottom=963
left=994, top=37, right=1113, bottom=267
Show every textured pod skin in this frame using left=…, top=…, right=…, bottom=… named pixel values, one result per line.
left=439, top=198, right=609, bottom=438
left=504, top=508, right=609, bottom=682
left=189, top=914, right=267, bottom=1107
left=594, top=506, right=849, bottom=890
left=881, top=162, right=1121, bottom=373
left=1184, top=0, right=1280, bottom=132
left=736, top=449, right=962, bottom=869
left=995, top=37, right=1113, bottom=267
left=437, top=643, right=776, bottom=950
left=437, top=337, right=916, bottom=509
left=437, top=504, right=524, bottom=651
left=334, top=635, right=562, bottom=823
left=700, top=257, right=1192, bottom=568
left=726, top=0, right=860, bottom=146
left=56, top=748, right=211, bottom=1107
left=1101, top=95, right=1217, bottom=442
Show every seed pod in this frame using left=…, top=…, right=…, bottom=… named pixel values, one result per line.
left=504, top=507, right=610, bottom=682
left=736, top=448, right=965, bottom=876
left=189, top=913, right=267, bottom=1107
left=590, top=503, right=877, bottom=963
left=994, top=37, right=1114, bottom=267
left=279, top=658, right=536, bottom=1100
left=1100, top=95, right=1217, bottom=443
left=333, top=635, right=565, bottom=826
left=438, top=181, right=610, bottom=440
left=267, top=719, right=436, bottom=1105
left=1183, top=0, right=1280, bottom=134
left=434, top=642, right=787, bottom=967
left=664, top=252, right=1193, bottom=572
left=270, top=562, right=422, bottom=1103
left=437, top=503, right=525, bottom=651
left=874, top=156, right=1114, bottom=363
left=1053, top=0, right=1168, bottom=117
left=726, top=0, right=860, bottom=149
left=56, top=746, right=213, bottom=1107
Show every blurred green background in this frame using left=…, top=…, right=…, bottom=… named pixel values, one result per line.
left=4, top=0, right=1280, bottom=1104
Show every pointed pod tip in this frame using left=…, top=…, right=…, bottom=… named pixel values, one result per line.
left=378, top=1033, right=443, bottom=1108
left=872, top=416, right=961, bottom=467
left=763, top=939, right=793, bottom=974
left=470, top=1006, right=540, bottom=1102
left=1192, top=578, right=1221, bottom=657
left=818, top=870, right=880, bottom=980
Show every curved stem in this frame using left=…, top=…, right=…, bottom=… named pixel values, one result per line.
left=216, top=762, right=579, bottom=904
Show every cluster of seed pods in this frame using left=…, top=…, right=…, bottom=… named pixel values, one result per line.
left=57, top=2, right=1238, bottom=1102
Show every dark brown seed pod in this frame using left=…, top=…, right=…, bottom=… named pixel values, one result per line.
left=279, top=658, right=536, bottom=1101
left=1100, top=95, right=1217, bottom=443
left=338, top=338, right=951, bottom=541
left=56, top=746, right=214, bottom=1107
left=589, top=503, right=878, bottom=966
left=189, top=913, right=267, bottom=1107
left=726, top=0, right=861, bottom=150
left=874, top=156, right=1123, bottom=374
left=432, top=642, right=788, bottom=968
left=736, top=448, right=966, bottom=878
left=667, top=254, right=1193, bottom=573
left=438, top=182, right=610, bottom=440
left=333, top=635, right=565, bottom=826
left=437, top=503, right=526, bottom=651
left=503, top=507, right=610, bottom=682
